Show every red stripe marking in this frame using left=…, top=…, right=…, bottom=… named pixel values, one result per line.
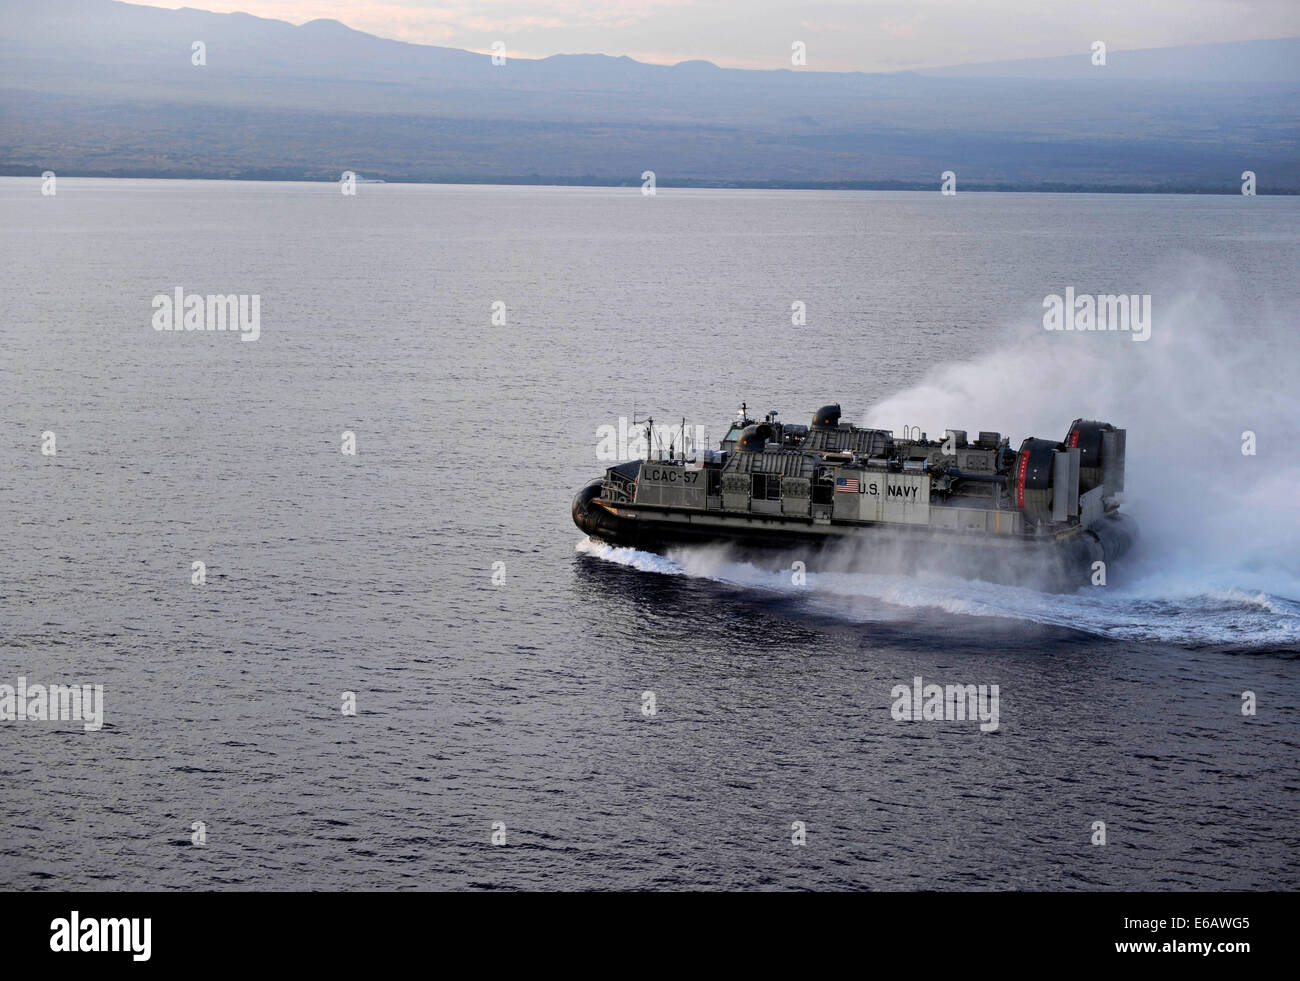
left=1015, top=450, right=1029, bottom=508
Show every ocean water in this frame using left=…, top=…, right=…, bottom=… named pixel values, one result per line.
left=1, top=179, right=1297, bottom=890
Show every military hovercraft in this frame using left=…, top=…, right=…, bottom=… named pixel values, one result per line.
left=572, top=403, right=1135, bottom=591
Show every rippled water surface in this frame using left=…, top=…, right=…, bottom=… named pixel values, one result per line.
left=1, top=180, right=1298, bottom=890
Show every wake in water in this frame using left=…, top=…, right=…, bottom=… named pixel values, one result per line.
left=578, top=263, right=1300, bottom=649
left=577, top=537, right=1300, bottom=647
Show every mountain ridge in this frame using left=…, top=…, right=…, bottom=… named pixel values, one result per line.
left=2, top=0, right=1296, bottom=190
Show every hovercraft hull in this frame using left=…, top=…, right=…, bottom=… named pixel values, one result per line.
left=573, top=477, right=1136, bottom=592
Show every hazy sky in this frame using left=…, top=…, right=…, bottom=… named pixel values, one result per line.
left=149, top=0, right=1300, bottom=71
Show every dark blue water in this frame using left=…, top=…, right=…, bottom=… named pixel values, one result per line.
left=1, top=180, right=1297, bottom=889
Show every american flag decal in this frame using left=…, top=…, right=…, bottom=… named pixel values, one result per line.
left=835, top=477, right=860, bottom=493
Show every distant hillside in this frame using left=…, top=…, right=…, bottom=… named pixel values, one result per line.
left=1, top=0, right=1297, bottom=190
left=922, top=37, right=1300, bottom=82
